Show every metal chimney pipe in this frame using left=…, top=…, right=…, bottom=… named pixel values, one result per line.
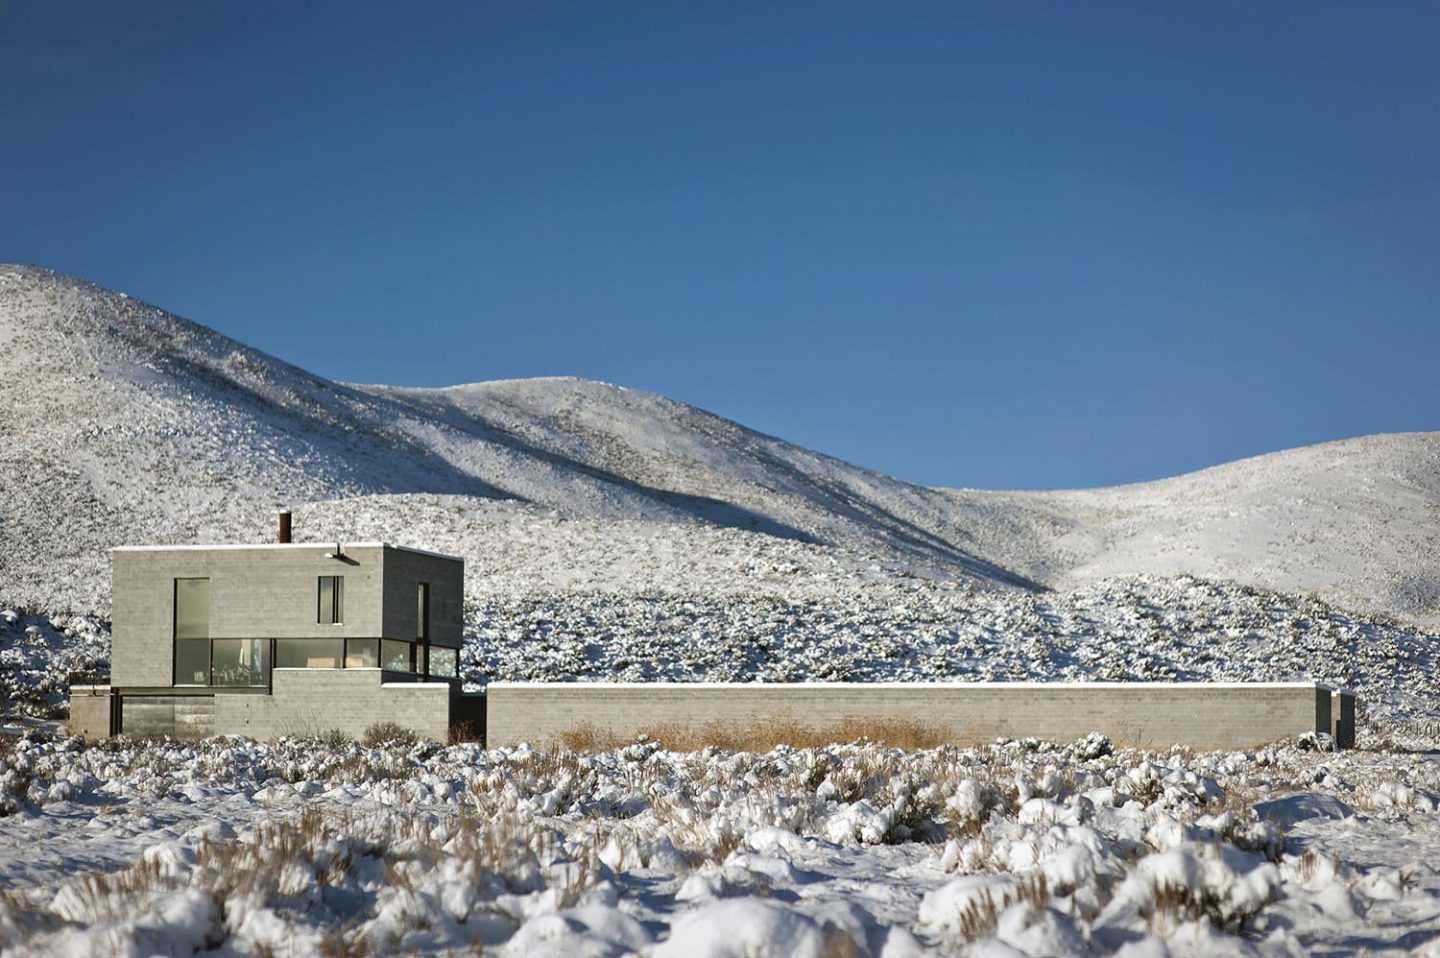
left=278, top=511, right=292, bottom=544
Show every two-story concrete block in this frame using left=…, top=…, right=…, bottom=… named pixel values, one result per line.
left=71, top=523, right=474, bottom=742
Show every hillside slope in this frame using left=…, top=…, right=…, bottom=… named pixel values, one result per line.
left=944, top=434, right=1440, bottom=625
left=0, top=265, right=1029, bottom=612
left=1, top=264, right=1435, bottom=628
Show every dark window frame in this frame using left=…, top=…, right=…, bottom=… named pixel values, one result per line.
left=317, top=575, right=344, bottom=625
left=344, top=638, right=380, bottom=668
left=275, top=637, right=345, bottom=670
left=417, top=582, right=430, bottom=678
left=173, top=577, right=211, bottom=685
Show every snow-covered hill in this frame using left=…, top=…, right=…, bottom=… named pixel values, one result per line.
left=0, top=264, right=1032, bottom=613
left=945, top=433, right=1440, bottom=625
left=1, top=262, right=1436, bottom=631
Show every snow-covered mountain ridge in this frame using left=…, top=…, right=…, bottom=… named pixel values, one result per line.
left=0, top=264, right=1031, bottom=612
left=1, top=263, right=1436, bottom=630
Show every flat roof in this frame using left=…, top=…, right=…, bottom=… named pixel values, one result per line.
left=110, top=542, right=463, bottom=562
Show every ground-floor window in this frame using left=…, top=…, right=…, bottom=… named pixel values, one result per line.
left=211, top=639, right=269, bottom=687
left=344, top=638, right=379, bottom=668
left=170, top=637, right=437, bottom=686
left=381, top=639, right=414, bottom=673
left=428, top=646, right=458, bottom=678
left=275, top=638, right=343, bottom=670
left=175, top=638, right=210, bottom=686
left=174, top=639, right=268, bottom=687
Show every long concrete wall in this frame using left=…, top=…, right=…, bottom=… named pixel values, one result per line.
left=485, top=681, right=1335, bottom=751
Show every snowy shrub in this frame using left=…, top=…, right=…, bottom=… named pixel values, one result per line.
left=362, top=722, right=418, bottom=748
left=2, top=713, right=1440, bottom=953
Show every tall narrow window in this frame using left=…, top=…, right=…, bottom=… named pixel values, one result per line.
left=174, top=578, right=210, bottom=685
left=417, top=582, right=431, bottom=678
left=318, top=576, right=344, bottom=625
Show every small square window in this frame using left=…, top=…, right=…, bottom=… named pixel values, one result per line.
left=428, top=646, right=458, bottom=679
left=381, top=639, right=414, bottom=673
left=345, top=638, right=379, bottom=668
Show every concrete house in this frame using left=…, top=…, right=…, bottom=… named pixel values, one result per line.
left=68, top=516, right=1356, bottom=750
left=72, top=519, right=474, bottom=741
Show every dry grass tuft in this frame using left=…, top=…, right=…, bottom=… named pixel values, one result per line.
left=950, top=874, right=1050, bottom=943
left=362, top=722, right=418, bottom=748
left=447, top=719, right=482, bottom=745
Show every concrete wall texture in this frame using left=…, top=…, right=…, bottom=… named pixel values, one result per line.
left=111, top=543, right=463, bottom=686
left=382, top=547, right=464, bottom=648
left=68, top=685, right=112, bottom=739
left=485, top=681, right=1337, bottom=751
left=121, top=694, right=217, bottom=739
left=112, top=544, right=384, bottom=686
left=89, top=671, right=454, bottom=741
left=213, top=670, right=453, bottom=741
left=72, top=679, right=1349, bottom=749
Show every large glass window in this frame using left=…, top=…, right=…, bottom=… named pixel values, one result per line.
left=428, top=646, right=458, bottom=679
left=175, top=640, right=210, bottom=686
left=174, top=578, right=210, bottom=685
left=344, top=638, right=379, bottom=668
left=211, top=639, right=269, bottom=687
left=275, top=638, right=343, bottom=669
left=174, top=578, right=210, bottom=639
left=318, top=576, right=344, bottom=625
left=381, top=639, right=414, bottom=673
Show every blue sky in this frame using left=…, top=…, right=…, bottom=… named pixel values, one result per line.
left=3, top=2, right=1436, bottom=489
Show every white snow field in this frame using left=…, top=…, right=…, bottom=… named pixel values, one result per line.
left=4, top=263, right=1440, bottom=954
left=4, top=728, right=1440, bottom=956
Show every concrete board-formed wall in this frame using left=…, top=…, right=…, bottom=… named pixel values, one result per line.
left=486, top=682, right=1336, bottom=751
left=122, top=694, right=217, bottom=739
left=382, top=547, right=465, bottom=648
left=212, top=670, right=454, bottom=741
left=68, top=685, right=112, bottom=739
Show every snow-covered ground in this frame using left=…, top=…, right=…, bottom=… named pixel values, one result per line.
left=3, top=726, right=1440, bottom=956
